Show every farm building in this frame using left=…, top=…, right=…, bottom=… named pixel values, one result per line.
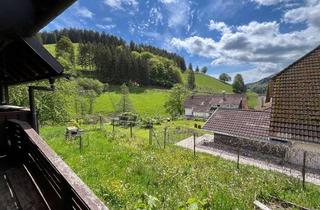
left=184, top=93, right=246, bottom=119
left=203, top=45, right=320, bottom=169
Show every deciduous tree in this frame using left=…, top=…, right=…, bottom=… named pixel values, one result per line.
left=232, top=74, right=246, bottom=93
left=164, top=84, right=188, bottom=118
left=219, top=73, right=231, bottom=83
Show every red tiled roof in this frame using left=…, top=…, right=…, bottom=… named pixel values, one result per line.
left=203, top=108, right=270, bottom=141
left=267, top=45, right=320, bottom=143
left=184, top=94, right=244, bottom=112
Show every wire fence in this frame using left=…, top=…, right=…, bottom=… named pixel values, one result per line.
left=200, top=135, right=320, bottom=188
left=62, top=114, right=320, bottom=188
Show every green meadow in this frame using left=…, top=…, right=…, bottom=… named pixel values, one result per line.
left=41, top=121, right=320, bottom=210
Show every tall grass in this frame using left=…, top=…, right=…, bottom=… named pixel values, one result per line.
left=41, top=120, right=320, bottom=210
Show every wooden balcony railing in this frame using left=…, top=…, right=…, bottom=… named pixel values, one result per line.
left=4, top=119, right=108, bottom=210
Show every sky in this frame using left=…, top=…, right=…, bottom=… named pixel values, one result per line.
left=44, top=0, right=320, bottom=83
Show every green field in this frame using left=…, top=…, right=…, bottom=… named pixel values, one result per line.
left=94, top=87, right=169, bottom=117
left=45, top=43, right=257, bottom=112
left=41, top=121, right=320, bottom=210
left=182, top=72, right=233, bottom=93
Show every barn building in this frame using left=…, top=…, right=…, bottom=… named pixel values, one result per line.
left=184, top=93, right=246, bottom=119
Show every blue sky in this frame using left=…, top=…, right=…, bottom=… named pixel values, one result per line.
left=45, top=0, right=320, bottom=83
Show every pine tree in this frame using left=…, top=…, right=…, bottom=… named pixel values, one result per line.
left=187, top=69, right=196, bottom=90
left=195, top=66, right=200, bottom=73
left=188, top=63, right=193, bottom=71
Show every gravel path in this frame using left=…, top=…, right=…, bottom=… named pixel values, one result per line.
left=176, top=135, right=320, bottom=186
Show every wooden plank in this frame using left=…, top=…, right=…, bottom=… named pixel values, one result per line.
left=8, top=119, right=108, bottom=210
left=254, top=200, right=271, bottom=210
left=0, top=174, right=19, bottom=210
left=5, top=167, right=48, bottom=210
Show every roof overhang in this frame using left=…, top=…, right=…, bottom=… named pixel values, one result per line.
left=0, top=37, right=64, bottom=85
left=0, top=0, right=76, bottom=86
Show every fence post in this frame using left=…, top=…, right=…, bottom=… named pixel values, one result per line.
left=164, top=127, right=167, bottom=149
left=193, top=133, right=196, bottom=158
left=99, top=115, right=103, bottom=130
left=130, top=124, right=133, bottom=138
left=149, top=128, right=153, bottom=145
left=112, top=119, right=115, bottom=140
left=237, top=146, right=240, bottom=170
left=79, top=136, right=83, bottom=152
left=302, top=151, right=307, bottom=189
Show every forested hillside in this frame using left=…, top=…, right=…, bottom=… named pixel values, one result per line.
left=246, top=76, right=271, bottom=94
left=39, top=29, right=186, bottom=88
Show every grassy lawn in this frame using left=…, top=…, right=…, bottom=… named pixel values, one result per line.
left=94, top=86, right=170, bottom=117
left=182, top=73, right=233, bottom=93
left=246, top=91, right=259, bottom=109
left=41, top=120, right=320, bottom=210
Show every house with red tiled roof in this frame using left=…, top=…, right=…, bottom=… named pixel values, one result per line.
left=203, top=45, right=320, bottom=169
left=266, top=45, right=320, bottom=144
left=184, top=93, right=246, bottom=119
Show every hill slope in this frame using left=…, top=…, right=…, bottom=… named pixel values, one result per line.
left=94, top=86, right=169, bottom=117
left=246, top=76, right=272, bottom=94
left=182, top=72, right=233, bottom=93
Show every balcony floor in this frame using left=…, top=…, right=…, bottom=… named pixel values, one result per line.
left=0, top=156, right=48, bottom=210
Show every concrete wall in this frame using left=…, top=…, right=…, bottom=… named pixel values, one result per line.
left=286, top=148, right=320, bottom=170
left=206, top=133, right=320, bottom=170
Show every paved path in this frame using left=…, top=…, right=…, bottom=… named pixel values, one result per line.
left=176, top=135, right=320, bottom=186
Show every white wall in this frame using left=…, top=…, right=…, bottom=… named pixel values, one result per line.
left=185, top=108, right=193, bottom=116
left=193, top=112, right=210, bottom=119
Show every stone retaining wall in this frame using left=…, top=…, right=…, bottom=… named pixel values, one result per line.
left=212, top=134, right=290, bottom=159
left=204, top=133, right=320, bottom=171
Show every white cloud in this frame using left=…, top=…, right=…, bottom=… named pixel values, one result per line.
left=209, top=20, right=231, bottom=34
left=103, top=17, right=113, bottom=22
left=159, top=0, right=190, bottom=28
left=251, top=0, right=292, bottom=6
left=96, top=24, right=116, bottom=30
left=171, top=18, right=320, bottom=82
left=149, top=7, right=163, bottom=26
left=103, top=0, right=138, bottom=10
left=159, top=0, right=177, bottom=4
left=74, top=3, right=94, bottom=18
left=284, top=0, right=320, bottom=29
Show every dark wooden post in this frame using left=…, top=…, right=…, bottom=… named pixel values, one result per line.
left=149, top=128, right=153, bottom=145
left=130, top=124, right=133, bottom=138
left=237, top=146, right=240, bottom=170
left=99, top=115, right=103, bottom=130
left=302, top=151, right=307, bottom=189
left=193, top=133, right=196, bottom=158
left=112, top=119, right=115, bottom=140
left=79, top=136, right=83, bottom=152
left=164, top=127, right=167, bottom=149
